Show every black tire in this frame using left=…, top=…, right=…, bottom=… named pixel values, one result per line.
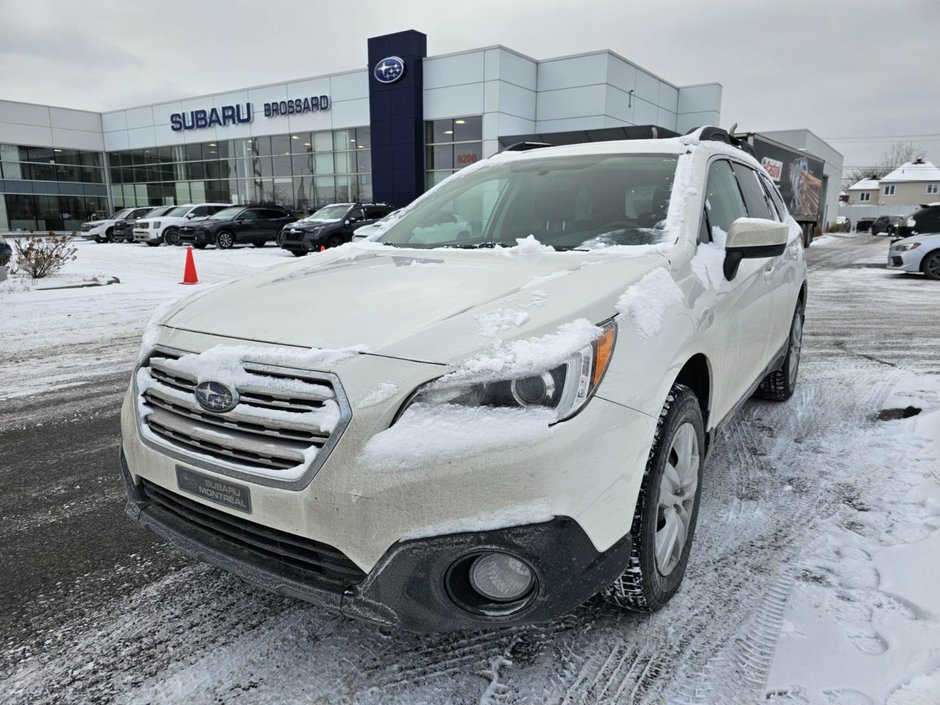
left=603, top=384, right=705, bottom=612
left=756, top=304, right=803, bottom=401
left=193, top=242, right=208, bottom=250
left=276, top=232, right=286, bottom=247
left=290, top=250, right=307, bottom=257
left=105, top=227, right=114, bottom=243
left=921, top=251, right=940, bottom=280
left=216, top=231, right=235, bottom=249
left=163, top=228, right=180, bottom=246
left=327, top=236, right=344, bottom=249
left=252, top=241, right=267, bottom=248
left=145, top=241, right=160, bottom=247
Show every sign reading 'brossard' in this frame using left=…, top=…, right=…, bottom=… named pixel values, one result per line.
left=170, top=96, right=330, bottom=131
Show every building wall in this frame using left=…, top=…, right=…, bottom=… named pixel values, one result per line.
left=847, top=188, right=879, bottom=205
left=0, top=100, right=110, bottom=230
left=878, top=181, right=940, bottom=206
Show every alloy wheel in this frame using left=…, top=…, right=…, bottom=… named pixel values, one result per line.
left=655, top=422, right=700, bottom=575
left=788, top=312, right=803, bottom=389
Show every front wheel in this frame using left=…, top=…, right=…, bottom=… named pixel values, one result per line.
left=756, top=305, right=803, bottom=401
left=921, top=251, right=940, bottom=281
left=163, top=228, right=180, bottom=246
left=290, top=250, right=307, bottom=257
left=252, top=241, right=267, bottom=248
left=193, top=242, right=208, bottom=250
left=215, top=231, right=235, bottom=249
left=603, top=384, right=705, bottom=612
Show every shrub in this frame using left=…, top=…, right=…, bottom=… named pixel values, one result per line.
left=13, top=232, right=78, bottom=278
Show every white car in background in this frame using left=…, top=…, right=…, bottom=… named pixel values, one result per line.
left=133, top=202, right=231, bottom=246
left=80, top=206, right=155, bottom=243
left=121, top=127, right=806, bottom=631
left=887, top=232, right=940, bottom=279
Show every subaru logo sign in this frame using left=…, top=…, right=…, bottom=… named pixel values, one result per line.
left=374, top=56, right=405, bottom=84
left=194, top=381, right=239, bottom=413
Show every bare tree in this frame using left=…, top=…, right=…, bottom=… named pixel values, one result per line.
left=843, top=141, right=926, bottom=189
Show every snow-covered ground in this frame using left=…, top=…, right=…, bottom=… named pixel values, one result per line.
left=0, top=240, right=292, bottom=401
left=1, top=235, right=939, bottom=704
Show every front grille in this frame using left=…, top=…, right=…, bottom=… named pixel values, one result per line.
left=141, top=479, right=365, bottom=590
left=891, top=256, right=903, bottom=266
left=138, top=349, right=348, bottom=478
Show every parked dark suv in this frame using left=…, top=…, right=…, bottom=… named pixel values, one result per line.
left=279, top=203, right=394, bottom=256
left=871, top=215, right=903, bottom=236
left=897, top=204, right=940, bottom=240
left=178, top=206, right=295, bottom=249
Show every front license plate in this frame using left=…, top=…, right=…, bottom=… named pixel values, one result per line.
left=176, top=466, right=252, bottom=513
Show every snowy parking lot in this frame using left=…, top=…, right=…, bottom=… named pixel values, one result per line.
left=1, top=235, right=939, bottom=704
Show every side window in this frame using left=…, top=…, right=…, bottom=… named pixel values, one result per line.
left=758, top=172, right=787, bottom=219
left=191, top=206, right=208, bottom=217
left=732, top=162, right=776, bottom=220
left=704, top=160, right=747, bottom=241
left=349, top=207, right=365, bottom=221
left=365, top=206, right=387, bottom=219
left=699, top=208, right=710, bottom=244
left=261, top=209, right=288, bottom=219
left=240, top=209, right=259, bottom=221
left=208, top=205, right=228, bottom=215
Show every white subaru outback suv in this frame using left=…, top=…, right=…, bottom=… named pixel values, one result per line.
left=120, top=127, right=807, bottom=631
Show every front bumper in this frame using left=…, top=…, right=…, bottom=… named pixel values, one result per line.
left=121, top=449, right=632, bottom=631
left=280, top=230, right=322, bottom=252
left=887, top=249, right=922, bottom=272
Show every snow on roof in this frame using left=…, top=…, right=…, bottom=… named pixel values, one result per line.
left=881, top=160, right=940, bottom=183
left=848, top=178, right=880, bottom=191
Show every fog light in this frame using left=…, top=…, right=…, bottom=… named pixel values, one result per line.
left=468, top=553, right=534, bottom=602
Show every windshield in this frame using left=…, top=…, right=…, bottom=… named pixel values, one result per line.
left=303, top=205, right=349, bottom=222
left=377, top=154, right=679, bottom=250
left=110, top=208, right=133, bottom=219
left=166, top=206, right=190, bottom=217
left=209, top=207, right=244, bottom=221
left=150, top=206, right=175, bottom=217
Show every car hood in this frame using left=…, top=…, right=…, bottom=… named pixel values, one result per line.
left=161, top=243, right=671, bottom=366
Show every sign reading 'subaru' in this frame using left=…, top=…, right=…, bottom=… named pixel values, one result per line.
left=170, top=96, right=330, bottom=132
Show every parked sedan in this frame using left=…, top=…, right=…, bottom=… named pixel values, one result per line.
left=279, top=203, right=394, bottom=256
left=887, top=232, right=940, bottom=279
left=178, top=206, right=295, bottom=249
left=871, top=215, right=903, bottom=236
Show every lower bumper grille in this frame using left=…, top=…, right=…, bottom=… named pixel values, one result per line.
left=891, top=256, right=903, bottom=266
left=140, top=479, right=365, bottom=590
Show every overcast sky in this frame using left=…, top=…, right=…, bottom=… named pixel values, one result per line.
left=1, top=0, right=938, bottom=172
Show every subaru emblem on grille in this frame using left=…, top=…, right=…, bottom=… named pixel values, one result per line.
left=194, top=381, right=239, bottom=413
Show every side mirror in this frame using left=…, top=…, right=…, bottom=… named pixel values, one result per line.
left=723, top=218, right=789, bottom=280
left=185, top=213, right=195, bottom=219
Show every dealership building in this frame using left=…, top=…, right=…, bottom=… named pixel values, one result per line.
left=0, top=30, right=841, bottom=232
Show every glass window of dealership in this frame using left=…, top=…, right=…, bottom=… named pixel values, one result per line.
left=0, top=143, right=109, bottom=231
left=0, top=114, right=484, bottom=231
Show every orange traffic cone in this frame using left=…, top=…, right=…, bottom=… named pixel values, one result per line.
left=181, top=247, right=199, bottom=285
left=320, top=245, right=325, bottom=252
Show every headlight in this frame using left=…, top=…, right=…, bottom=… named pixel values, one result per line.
left=906, top=218, right=916, bottom=227
left=398, top=320, right=617, bottom=422
left=895, top=242, right=921, bottom=251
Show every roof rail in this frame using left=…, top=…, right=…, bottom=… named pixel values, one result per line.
left=685, top=125, right=756, bottom=158
left=503, top=141, right=552, bottom=152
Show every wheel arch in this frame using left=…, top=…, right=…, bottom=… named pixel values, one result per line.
left=673, top=353, right=712, bottom=434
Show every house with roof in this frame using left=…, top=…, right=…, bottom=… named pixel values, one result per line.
left=878, top=159, right=940, bottom=206
left=847, top=159, right=940, bottom=207
left=846, top=177, right=880, bottom=205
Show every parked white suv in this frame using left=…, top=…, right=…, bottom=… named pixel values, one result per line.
left=121, top=128, right=807, bottom=631
left=133, top=203, right=231, bottom=246
left=80, top=206, right=154, bottom=242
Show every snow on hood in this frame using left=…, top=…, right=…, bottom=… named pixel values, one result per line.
left=158, top=242, right=670, bottom=367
